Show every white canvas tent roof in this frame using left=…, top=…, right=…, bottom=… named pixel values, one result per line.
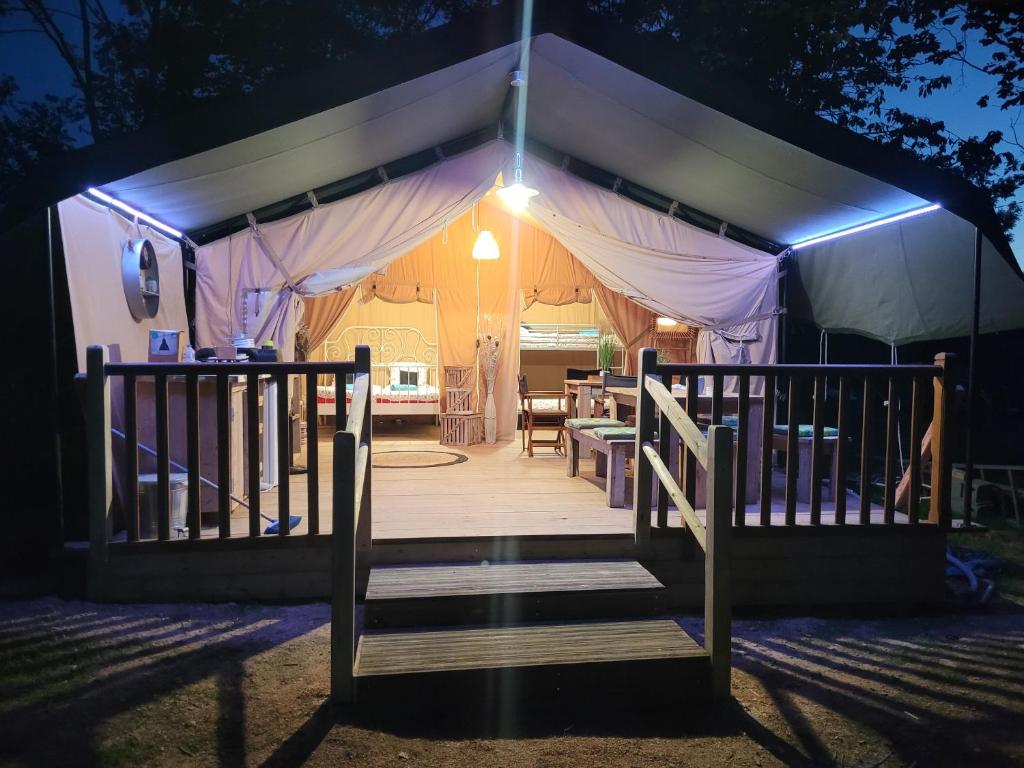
left=22, top=1, right=1024, bottom=346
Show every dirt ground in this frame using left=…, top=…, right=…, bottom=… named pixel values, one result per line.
left=1, top=597, right=1022, bottom=768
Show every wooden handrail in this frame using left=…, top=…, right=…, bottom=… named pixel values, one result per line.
left=643, top=374, right=709, bottom=468
left=642, top=442, right=706, bottom=551
left=345, top=372, right=371, bottom=444
left=105, top=360, right=358, bottom=376
left=646, top=363, right=941, bottom=376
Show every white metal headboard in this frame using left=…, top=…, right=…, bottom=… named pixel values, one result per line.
left=321, top=325, right=440, bottom=397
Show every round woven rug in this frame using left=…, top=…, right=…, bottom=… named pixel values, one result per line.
left=372, top=450, right=468, bottom=469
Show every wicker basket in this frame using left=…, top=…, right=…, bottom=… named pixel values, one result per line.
left=445, top=387, right=473, bottom=413
left=440, top=412, right=483, bottom=446
left=444, top=366, right=473, bottom=389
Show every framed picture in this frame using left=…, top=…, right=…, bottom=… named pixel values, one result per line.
left=148, top=329, right=183, bottom=362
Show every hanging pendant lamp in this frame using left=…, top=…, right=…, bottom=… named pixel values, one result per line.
left=472, top=230, right=500, bottom=260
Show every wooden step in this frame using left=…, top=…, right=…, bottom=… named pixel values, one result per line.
left=354, top=619, right=709, bottom=705
left=364, top=559, right=669, bottom=627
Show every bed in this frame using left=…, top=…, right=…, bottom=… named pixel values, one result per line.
left=318, top=325, right=440, bottom=417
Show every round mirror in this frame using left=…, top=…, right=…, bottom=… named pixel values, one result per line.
left=122, top=239, right=160, bottom=320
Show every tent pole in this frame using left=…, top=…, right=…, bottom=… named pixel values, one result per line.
left=963, top=226, right=982, bottom=529
left=46, top=205, right=66, bottom=548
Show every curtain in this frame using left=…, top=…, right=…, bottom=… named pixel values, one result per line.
left=594, top=285, right=654, bottom=375
left=303, top=288, right=358, bottom=351
left=194, top=141, right=509, bottom=359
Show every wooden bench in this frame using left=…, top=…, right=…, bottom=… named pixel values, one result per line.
left=565, top=424, right=678, bottom=508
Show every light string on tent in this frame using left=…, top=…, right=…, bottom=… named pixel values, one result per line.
left=790, top=204, right=940, bottom=250
left=86, top=186, right=184, bottom=240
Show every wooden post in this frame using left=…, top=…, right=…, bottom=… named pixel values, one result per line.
left=185, top=373, right=201, bottom=539
left=123, top=373, right=139, bottom=542
left=276, top=372, right=290, bottom=536
left=759, top=373, right=775, bottom=526
left=834, top=376, right=849, bottom=524
left=87, top=346, right=112, bottom=589
left=355, top=345, right=373, bottom=596
left=633, top=348, right=658, bottom=553
left=331, top=429, right=357, bottom=704
left=705, top=424, right=733, bottom=701
left=305, top=373, right=320, bottom=535
left=247, top=374, right=262, bottom=537
left=930, top=353, right=955, bottom=528
left=809, top=373, right=825, bottom=524
left=883, top=376, right=898, bottom=524
left=734, top=374, right=749, bottom=526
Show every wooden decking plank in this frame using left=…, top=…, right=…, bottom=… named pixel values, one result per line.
left=355, top=619, right=705, bottom=676
left=365, top=559, right=664, bottom=600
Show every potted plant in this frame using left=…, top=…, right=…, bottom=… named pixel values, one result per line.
left=598, top=333, right=617, bottom=372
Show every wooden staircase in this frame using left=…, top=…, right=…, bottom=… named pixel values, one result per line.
left=329, top=356, right=734, bottom=708
left=349, top=557, right=711, bottom=705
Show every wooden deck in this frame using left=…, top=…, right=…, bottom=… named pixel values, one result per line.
left=214, top=424, right=906, bottom=541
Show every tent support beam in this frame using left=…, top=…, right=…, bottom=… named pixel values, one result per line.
left=189, top=128, right=786, bottom=257
left=963, top=226, right=982, bottom=529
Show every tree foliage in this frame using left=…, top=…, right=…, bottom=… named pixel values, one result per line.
left=1, top=0, right=1022, bottom=237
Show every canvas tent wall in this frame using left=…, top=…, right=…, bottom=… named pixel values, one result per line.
left=32, top=9, right=1024, bottom=380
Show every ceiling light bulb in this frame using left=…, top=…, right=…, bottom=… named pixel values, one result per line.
left=496, top=182, right=539, bottom=212
left=656, top=317, right=678, bottom=327
left=472, top=230, right=500, bottom=260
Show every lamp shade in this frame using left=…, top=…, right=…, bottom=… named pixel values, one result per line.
left=472, top=230, right=500, bottom=260
left=496, top=182, right=539, bottom=212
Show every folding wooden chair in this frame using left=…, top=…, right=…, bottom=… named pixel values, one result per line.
left=518, top=373, right=569, bottom=456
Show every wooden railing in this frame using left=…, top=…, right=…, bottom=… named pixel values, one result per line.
left=86, top=345, right=370, bottom=563
left=631, top=349, right=955, bottom=533
left=331, top=346, right=372, bottom=705
left=634, top=347, right=733, bottom=700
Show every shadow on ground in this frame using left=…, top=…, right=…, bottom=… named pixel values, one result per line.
left=1, top=598, right=1023, bottom=767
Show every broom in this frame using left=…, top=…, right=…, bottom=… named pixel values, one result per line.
left=111, top=428, right=302, bottom=534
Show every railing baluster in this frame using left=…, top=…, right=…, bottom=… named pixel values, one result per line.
left=883, top=376, right=898, bottom=525
left=860, top=377, right=874, bottom=525
left=835, top=376, right=849, bottom=525
left=633, top=349, right=658, bottom=552
left=306, top=373, right=320, bottom=535
left=216, top=373, right=231, bottom=538
left=337, top=367, right=348, bottom=430
left=810, top=373, right=825, bottom=525
left=656, top=370, right=673, bottom=529
left=123, top=373, right=139, bottom=542
left=684, top=372, right=699, bottom=509
left=908, top=377, right=923, bottom=523
left=247, top=373, right=261, bottom=537
left=735, top=374, right=749, bottom=526
left=155, top=374, right=170, bottom=541
left=711, top=375, right=723, bottom=425
left=784, top=375, right=799, bottom=525
left=276, top=372, right=291, bottom=535
left=760, top=372, right=775, bottom=526
left=186, top=373, right=201, bottom=539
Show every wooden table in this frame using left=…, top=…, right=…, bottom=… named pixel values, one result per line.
left=564, top=378, right=604, bottom=419
left=606, top=385, right=764, bottom=503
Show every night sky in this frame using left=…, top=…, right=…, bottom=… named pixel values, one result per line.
left=1, top=4, right=1021, bottom=259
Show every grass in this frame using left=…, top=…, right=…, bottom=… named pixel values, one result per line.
left=949, top=511, right=1024, bottom=604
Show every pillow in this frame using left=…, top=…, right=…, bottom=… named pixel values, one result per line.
left=593, top=426, right=636, bottom=440
left=565, top=417, right=625, bottom=429
left=389, top=383, right=418, bottom=392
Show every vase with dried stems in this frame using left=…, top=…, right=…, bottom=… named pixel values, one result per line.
left=477, top=325, right=502, bottom=444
